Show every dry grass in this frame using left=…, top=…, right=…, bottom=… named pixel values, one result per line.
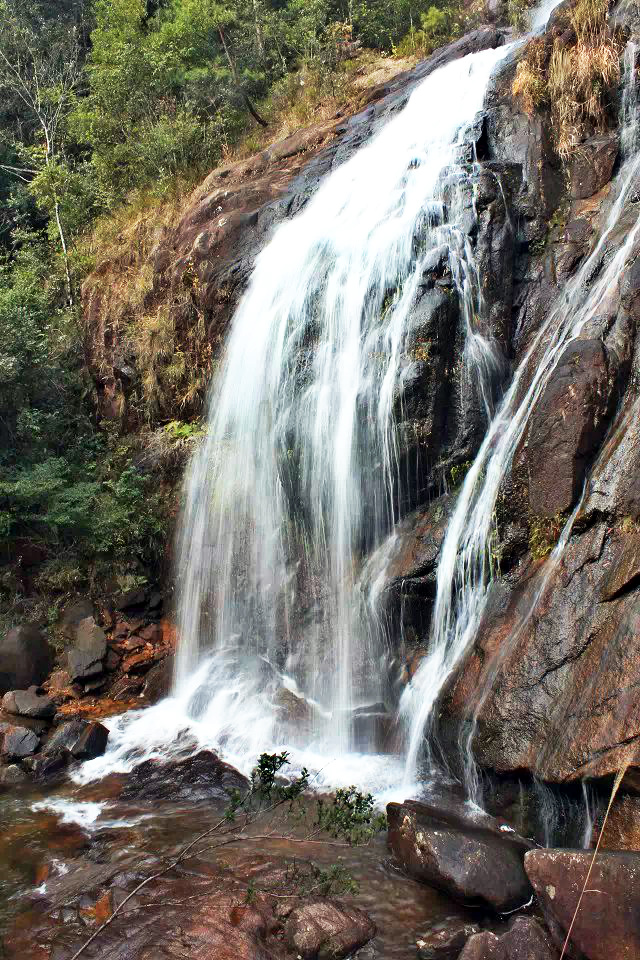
left=548, top=33, right=620, bottom=156
left=81, top=185, right=213, bottom=424
left=228, top=51, right=417, bottom=161
left=512, top=38, right=548, bottom=113
left=512, top=0, right=621, bottom=158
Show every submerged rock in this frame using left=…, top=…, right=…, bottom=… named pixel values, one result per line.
left=0, top=762, right=27, bottom=786
left=524, top=848, right=640, bottom=960
left=417, top=917, right=481, bottom=959
left=458, top=917, right=557, bottom=959
left=387, top=798, right=533, bottom=912
left=285, top=900, right=375, bottom=959
left=120, top=749, right=249, bottom=803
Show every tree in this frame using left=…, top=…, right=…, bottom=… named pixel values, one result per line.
left=0, top=0, right=83, bottom=304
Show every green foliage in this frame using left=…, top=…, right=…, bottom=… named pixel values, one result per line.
left=450, top=459, right=472, bottom=490
left=529, top=513, right=565, bottom=560
left=316, top=786, right=387, bottom=844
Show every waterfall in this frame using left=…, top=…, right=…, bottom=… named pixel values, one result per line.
left=76, top=0, right=611, bottom=799
left=401, top=36, right=640, bottom=787
left=170, top=41, right=514, bottom=769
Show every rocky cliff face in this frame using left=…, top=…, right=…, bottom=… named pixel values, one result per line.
left=84, top=1, right=640, bottom=794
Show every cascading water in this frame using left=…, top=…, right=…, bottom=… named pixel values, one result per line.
left=401, top=34, right=640, bottom=791
left=78, top=38, right=522, bottom=792
left=168, top=40, right=514, bottom=776
left=77, top=0, right=635, bottom=806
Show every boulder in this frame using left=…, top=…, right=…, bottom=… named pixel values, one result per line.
left=60, top=598, right=94, bottom=640
left=458, top=918, right=557, bottom=959
left=524, top=848, right=640, bottom=960
left=0, top=722, right=40, bottom=759
left=2, top=686, right=55, bottom=719
left=142, top=655, right=174, bottom=703
left=120, top=750, right=249, bottom=804
left=387, top=798, right=533, bottom=912
left=284, top=901, right=375, bottom=959
left=417, top=918, right=481, bottom=959
left=569, top=134, right=618, bottom=200
left=66, top=617, right=107, bottom=682
left=42, top=719, right=87, bottom=755
left=0, top=626, right=54, bottom=695
left=26, top=753, right=68, bottom=781
left=71, top=721, right=109, bottom=760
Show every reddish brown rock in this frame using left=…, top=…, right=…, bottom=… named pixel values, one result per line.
left=387, top=798, right=532, bottom=912
left=524, top=848, right=640, bottom=960
left=285, top=900, right=375, bottom=959
left=526, top=339, right=612, bottom=517
left=121, top=647, right=156, bottom=673
left=458, top=918, right=557, bottom=959
left=142, top=655, right=174, bottom=704
left=440, top=522, right=640, bottom=783
left=417, top=918, right=481, bottom=959
left=138, top=623, right=162, bottom=643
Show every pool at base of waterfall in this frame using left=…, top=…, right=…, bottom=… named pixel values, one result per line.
left=0, top=765, right=483, bottom=960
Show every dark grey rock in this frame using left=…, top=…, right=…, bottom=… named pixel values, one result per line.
left=0, top=722, right=40, bottom=758
left=0, top=626, right=54, bottom=695
left=2, top=686, right=55, bottom=719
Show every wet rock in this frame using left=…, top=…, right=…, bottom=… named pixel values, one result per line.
left=0, top=722, right=40, bottom=758
left=60, top=598, right=95, bottom=640
left=350, top=704, right=397, bottom=753
left=285, top=900, right=375, bottom=959
left=67, top=617, right=107, bottom=682
left=441, top=522, right=640, bottom=782
left=569, top=134, right=618, bottom=200
left=275, top=687, right=315, bottom=734
left=121, top=647, right=156, bottom=673
left=23, top=752, right=68, bottom=780
left=2, top=686, right=55, bottom=719
left=597, top=793, right=640, bottom=851
left=42, top=719, right=88, bottom=755
left=458, top=918, right=557, bottom=959
left=525, top=848, right=640, bottom=960
left=417, top=918, right=481, bottom=959
left=120, top=749, right=249, bottom=804
left=526, top=339, right=612, bottom=517
left=109, top=674, right=144, bottom=700
left=105, top=649, right=121, bottom=672
left=387, top=798, right=533, bottom=912
left=142, top=654, right=174, bottom=703
left=0, top=762, right=27, bottom=785
left=71, top=721, right=109, bottom=760
left=0, top=625, right=54, bottom=695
